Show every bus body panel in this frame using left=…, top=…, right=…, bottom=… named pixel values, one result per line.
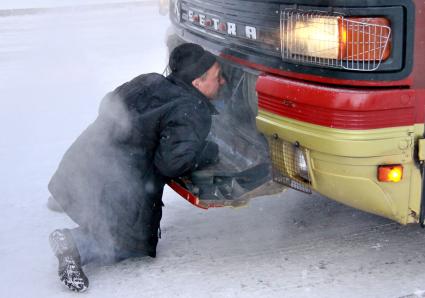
left=257, top=110, right=422, bottom=224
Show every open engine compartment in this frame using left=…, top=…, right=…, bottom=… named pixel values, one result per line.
left=170, top=61, right=287, bottom=208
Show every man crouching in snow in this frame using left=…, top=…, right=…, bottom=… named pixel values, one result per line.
left=48, top=43, right=226, bottom=292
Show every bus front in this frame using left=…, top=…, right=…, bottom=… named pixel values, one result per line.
left=168, top=0, right=425, bottom=224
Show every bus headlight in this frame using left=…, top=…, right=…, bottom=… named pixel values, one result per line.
left=294, top=147, right=309, bottom=182
left=280, top=10, right=392, bottom=71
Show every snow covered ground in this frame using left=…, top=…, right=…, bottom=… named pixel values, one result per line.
left=0, top=0, right=154, bottom=10
left=2, top=2, right=425, bottom=298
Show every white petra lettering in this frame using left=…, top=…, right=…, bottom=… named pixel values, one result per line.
left=185, top=10, right=257, bottom=40
left=188, top=10, right=194, bottom=22
left=199, top=14, right=206, bottom=26
left=245, top=26, right=257, bottom=39
left=212, top=18, right=220, bottom=30
left=227, top=22, right=236, bottom=35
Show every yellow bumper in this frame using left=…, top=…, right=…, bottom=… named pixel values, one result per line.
left=257, top=110, right=423, bottom=224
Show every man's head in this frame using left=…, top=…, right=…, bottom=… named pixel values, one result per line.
left=191, top=62, right=225, bottom=99
left=169, top=43, right=225, bottom=99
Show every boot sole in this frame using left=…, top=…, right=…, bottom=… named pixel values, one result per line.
left=49, top=230, right=89, bottom=292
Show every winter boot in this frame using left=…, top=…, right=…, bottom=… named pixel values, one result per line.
left=49, top=229, right=89, bottom=292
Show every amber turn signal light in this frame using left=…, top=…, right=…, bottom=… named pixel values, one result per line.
left=378, top=165, right=403, bottom=182
left=339, top=17, right=392, bottom=61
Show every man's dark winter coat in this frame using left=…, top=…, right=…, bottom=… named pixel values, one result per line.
left=48, top=73, right=217, bottom=257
